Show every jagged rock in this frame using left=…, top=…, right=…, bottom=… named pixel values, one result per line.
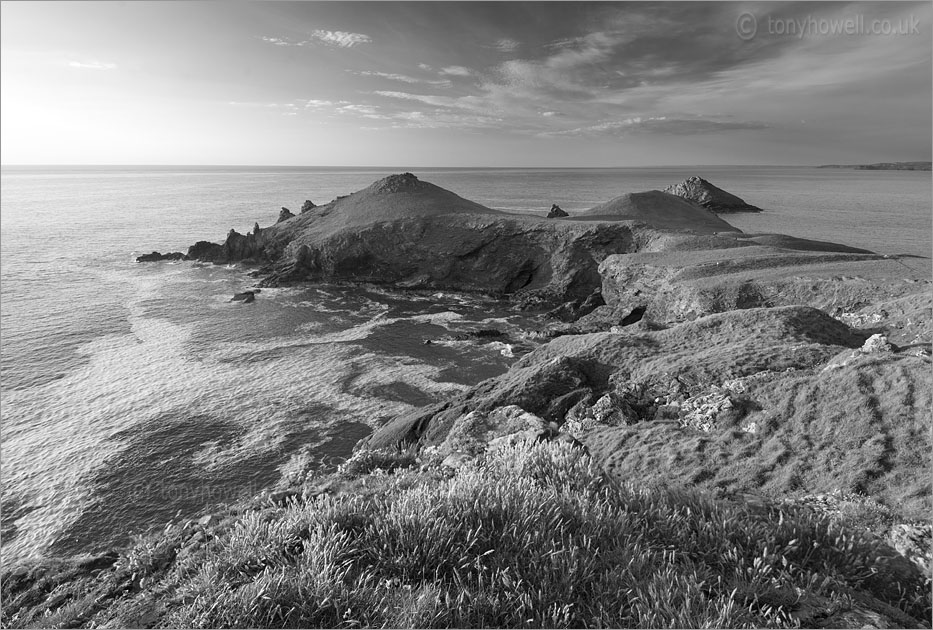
left=372, top=172, right=428, bottom=194
left=547, top=291, right=606, bottom=322
left=300, top=200, right=316, bottom=213
left=186, top=240, right=222, bottom=260
left=664, top=176, right=763, bottom=213
left=679, top=391, right=734, bottom=432
left=825, top=334, right=897, bottom=371
left=277, top=207, right=295, bottom=223
left=437, top=405, right=552, bottom=458
left=136, top=251, right=187, bottom=262
left=887, top=523, right=932, bottom=575
left=253, top=222, right=261, bottom=234
left=860, top=333, right=894, bottom=353
left=547, top=204, right=568, bottom=218
left=231, top=291, right=256, bottom=303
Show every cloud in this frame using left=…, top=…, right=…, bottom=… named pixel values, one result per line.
left=440, top=65, right=472, bottom=77
left=309, top=30, right=372, bottom=48
left=68, top=60, right=116, bottom=70
left=260, top=36, right=301, bottom=47
left=543, top=115, right=769, bottom=137
left=491, top=38, right=520, bottom=52
left=418, top=63, right=433, bottom=71
left=356, top=71, right=450, bottom=87
left=373, top=90, right=460, bottom=109
left=303, top=99, right=335, bottom=109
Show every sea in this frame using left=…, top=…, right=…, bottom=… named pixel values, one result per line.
left=1, top=165, right=930, bottom=564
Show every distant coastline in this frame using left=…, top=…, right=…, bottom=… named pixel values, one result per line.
left=818, top=161, right=932, bottom=171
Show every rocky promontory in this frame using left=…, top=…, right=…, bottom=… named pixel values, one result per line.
left=664, top=176, right=763, bottom=213
left=176, top=173, right=753, bottom=310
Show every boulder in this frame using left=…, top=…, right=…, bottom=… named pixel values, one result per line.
left=547, top=204, right=569, bottom=218
left=231, top=291, right=256, bottom=303
left=664, top=176, right=763, bottom=213
left=860, top=333, right=895, bottom=354
left=437, top=405, right=551, bottom=458
left=136, top=251, right=187, bottom=262
left=277, top=207, right=295, bottom=223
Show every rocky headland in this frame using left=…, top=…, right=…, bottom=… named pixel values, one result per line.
left=664, top=175, right=764, bottom=212
left=6, top=173, right=930, bottom=628
left=819, top=161, right=932, bottom=171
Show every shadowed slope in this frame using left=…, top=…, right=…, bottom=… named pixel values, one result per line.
left=579, top=190, right=737, bottom=232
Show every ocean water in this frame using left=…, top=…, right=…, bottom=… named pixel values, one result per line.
left=1, top=166, right=930, bottom=563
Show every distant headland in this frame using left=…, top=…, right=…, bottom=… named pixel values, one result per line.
left=818, top=161, right=932, bottom=171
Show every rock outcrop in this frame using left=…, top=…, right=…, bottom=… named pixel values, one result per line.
left=182, top=174, right=668, bottom=306
left=547, top=204, right=568, bottom=218
left=300, top=200, right=316, bottom=213
left=277, top=207, right=295, bottom=223
left=579, top=190, right=738, bottom=231
left=174, top=173, right=929, bottom=325
left=231, top=290, right=257, bottom=303
left=665, top=176, right=763, bottom=213
left=362, top=304, right=932, bottom=522
left=135, top=251, right=187, bottom=262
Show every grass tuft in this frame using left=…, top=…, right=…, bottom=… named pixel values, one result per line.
left=161, top=441, right=930, bottom=628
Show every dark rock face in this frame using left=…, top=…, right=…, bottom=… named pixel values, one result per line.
left=664, top=176, right=763, bottom=213
left=277, top=207, right=295, bottom=223
left=135, top=251, right=187, bottom=262
left=547, top=204, right=569, bottom=218
left=181, top=174, right=651, bottom=307
left=300, top=200, right=316, bottom=213
left=177, top=174, right=929, bottom=319
left=231, top=291, right=256, bottom=303
left=185, top=227, right=283, bottom=265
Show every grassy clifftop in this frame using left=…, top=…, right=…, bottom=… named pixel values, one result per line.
left=2, top=441, right=930, bottom=628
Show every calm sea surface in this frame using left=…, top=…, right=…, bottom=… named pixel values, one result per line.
left=1, top=166, right=930, bottom=562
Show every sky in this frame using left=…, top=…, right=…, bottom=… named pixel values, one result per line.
left=1, top=1, right=930, bottom=167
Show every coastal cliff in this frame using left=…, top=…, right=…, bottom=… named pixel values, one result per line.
left=177, top=173, right=753, bottom=309
left=8, top=173, right=929, bottom=628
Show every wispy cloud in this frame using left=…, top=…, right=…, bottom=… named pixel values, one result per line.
left=259, top=36, right=301, bottom=47
left=356, top=70, right=450, bottom=87
left=542, top=115, right=769, bottom=137
left=68, top=60, right=116, bottom=70
left=440, top=65, right=472, bottom=77
left=491, top=38, right=520, bottom=53
left=309, top=30, right=372, bottom=48
left=373, top=90, right=463, bottom=109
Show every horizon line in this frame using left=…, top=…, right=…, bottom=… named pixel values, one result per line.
left=5, top=162, right=923, bottom=170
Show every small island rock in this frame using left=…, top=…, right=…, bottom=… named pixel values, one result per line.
left=547, top=204, right=569, bottom=218
left=664, top=176, right=763, bottom=213
left=136, top=251, right=188, bottom=262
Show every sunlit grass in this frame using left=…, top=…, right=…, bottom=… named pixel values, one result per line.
left=161, top=441, right=930, bottom=628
